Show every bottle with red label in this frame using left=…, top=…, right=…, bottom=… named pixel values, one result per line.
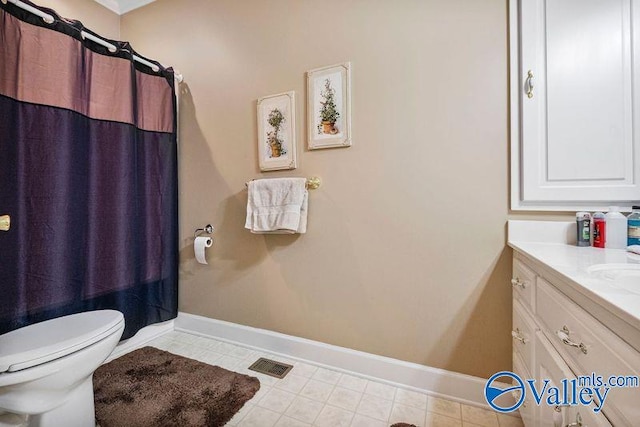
left=593, top=212, right=606, bottom=248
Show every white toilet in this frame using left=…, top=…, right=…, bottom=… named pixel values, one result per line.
left=0, top=310, right=125, bottom=427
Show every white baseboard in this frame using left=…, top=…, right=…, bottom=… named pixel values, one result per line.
left=175, top=312, right=513, bottom=409
left=108, top=319, right=175, bottom=362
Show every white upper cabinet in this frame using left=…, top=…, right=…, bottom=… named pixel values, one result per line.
left=510, top=0, right=640, bottom=210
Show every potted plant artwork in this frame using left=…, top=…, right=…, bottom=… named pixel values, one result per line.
left=257, top=91, right=296, bottom=171
left=307, top=63, right=351, bottom=149
left=267, top=108, right=287, bottom=158
left=318, top=78, right=340, bottom=135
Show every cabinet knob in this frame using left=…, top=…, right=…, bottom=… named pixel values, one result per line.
left=0, top=215, right=9, bottom=232
left=511, top=277, right=526, bottom=289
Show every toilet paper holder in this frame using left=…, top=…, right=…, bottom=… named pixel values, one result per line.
left=194, top=224, right=214, bottom=238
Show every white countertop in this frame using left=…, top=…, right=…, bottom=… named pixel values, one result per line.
left=508, top=220, right=640, bottom=333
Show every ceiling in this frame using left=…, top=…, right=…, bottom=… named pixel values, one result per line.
left=93, top=0, right=155, bottom=15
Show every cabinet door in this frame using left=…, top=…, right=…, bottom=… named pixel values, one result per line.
left=512, top=0, right=640, bottom=208
left=535, top=332, right=573, bottom=427
left=535, top=332, right=613, bottom=427
left=513, top=350, right=536, bottom=426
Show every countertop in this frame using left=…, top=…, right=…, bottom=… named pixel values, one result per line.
left=508, top=220, right=640, bottom=343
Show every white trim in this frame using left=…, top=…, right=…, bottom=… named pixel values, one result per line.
left=509, top=0, right=523, bottom=211
left=175, top=312, right=514, bottom=410
left=117, top=0, right=156, bottom=14
left=108, top=319, right=174, bottom=361
left=92, top=0, right=156, bottom=15
left=91, top=0, right=121, bottom=14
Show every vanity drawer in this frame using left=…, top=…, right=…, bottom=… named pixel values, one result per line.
left=513, top=298, right=536, bottom=374
left=512, top=258, right=536, bottom=312
left=536, top=277, right=640, bottom=426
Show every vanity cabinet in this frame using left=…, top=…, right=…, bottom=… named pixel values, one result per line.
left=509, top=0, right=640, bottom=210
left=511, top=253, right=640, bottom=426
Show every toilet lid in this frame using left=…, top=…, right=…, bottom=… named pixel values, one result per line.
left=0, top=310, right=124, bottom=373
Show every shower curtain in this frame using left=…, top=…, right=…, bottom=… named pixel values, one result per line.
left=0, top=1, right=178, bottom=339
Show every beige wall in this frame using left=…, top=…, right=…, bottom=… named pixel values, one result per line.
left=37, top=0, right=120, bottom=39
left=121, top=0, right=513, bottom=378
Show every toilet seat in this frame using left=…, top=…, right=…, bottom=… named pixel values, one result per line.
left=0, top=310, right=124, bottom=373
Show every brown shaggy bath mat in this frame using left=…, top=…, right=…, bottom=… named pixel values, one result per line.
left=93, top=346, right=260, bottom=427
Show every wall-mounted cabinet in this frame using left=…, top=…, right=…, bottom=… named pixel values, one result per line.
left=510, top=0, right=640, bottom=210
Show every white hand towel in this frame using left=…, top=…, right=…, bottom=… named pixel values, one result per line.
left=245, top=178, right=308, bottom=234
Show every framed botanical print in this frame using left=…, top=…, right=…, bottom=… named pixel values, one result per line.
left=257, top=91, right=297, bottom=171
left=307, top=62, right=352, bottom=149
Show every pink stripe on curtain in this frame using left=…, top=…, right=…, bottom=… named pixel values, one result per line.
left=0, top=9, right=174, bottom=133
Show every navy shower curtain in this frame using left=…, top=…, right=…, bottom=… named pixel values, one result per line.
left=0, top=1, right=178, bottom=339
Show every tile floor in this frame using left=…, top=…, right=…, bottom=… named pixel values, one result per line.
left=141, top=331, right=523, bottom=427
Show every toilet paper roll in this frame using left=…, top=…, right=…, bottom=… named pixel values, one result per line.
left=194, top=236, right=213, bottom=264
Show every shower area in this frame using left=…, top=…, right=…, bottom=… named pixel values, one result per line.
left=0, top=0, right=179, bottom=340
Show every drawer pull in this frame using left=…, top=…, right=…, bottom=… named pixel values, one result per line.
left=525, top=70, right=535, bottom=99
left=511, top=278, right=527, bottom=289
left=556, top=326, right=588, bottom=355
left=511, top=328, right=528, bottom=344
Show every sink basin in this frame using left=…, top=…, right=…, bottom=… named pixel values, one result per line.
left=587, top=264, right=640, bottom=294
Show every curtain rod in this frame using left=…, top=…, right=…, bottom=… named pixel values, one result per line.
left=1, top=0, right=183, bottom=83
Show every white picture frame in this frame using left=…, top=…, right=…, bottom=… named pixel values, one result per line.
left=257, top=91, right=297, bottom=171
left=307, top=62, right=352, bottom=150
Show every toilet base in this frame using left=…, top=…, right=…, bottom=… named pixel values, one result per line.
left=0, top=412, right=28, bottom=427
left=29, top=377, right=95, bottom=427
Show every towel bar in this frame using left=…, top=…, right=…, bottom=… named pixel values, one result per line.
left=245, top=177, right=321, bottom=190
